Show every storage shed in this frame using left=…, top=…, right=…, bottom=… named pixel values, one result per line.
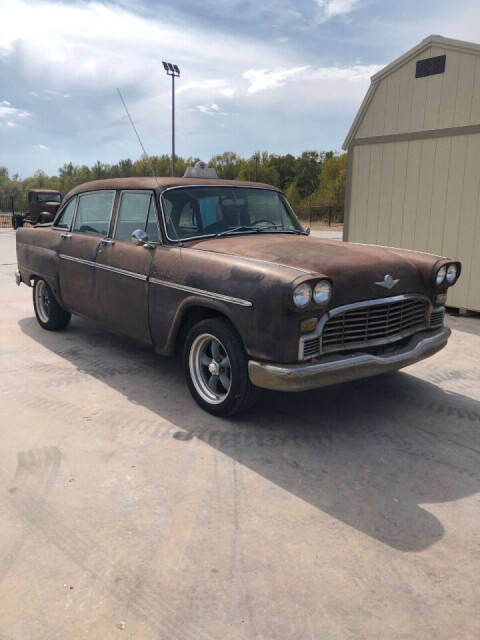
left=343, top=35, right=480, bottom=311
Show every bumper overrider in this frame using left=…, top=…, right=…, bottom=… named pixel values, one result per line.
left=248, top=327, right=450, bottom=392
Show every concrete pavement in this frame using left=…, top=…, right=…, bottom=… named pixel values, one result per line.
left=0, top=230, right=479, bottom=639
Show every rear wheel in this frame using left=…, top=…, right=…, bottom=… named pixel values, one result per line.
left=183, top=318, right=260, bottom=416
left=33, top=279, right=71, bottom=331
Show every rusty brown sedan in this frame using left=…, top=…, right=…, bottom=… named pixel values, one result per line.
left=15, top=171, right=461, bottom=415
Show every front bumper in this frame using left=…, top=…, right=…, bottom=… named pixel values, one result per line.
left=248, top=327, right=451, bottom=392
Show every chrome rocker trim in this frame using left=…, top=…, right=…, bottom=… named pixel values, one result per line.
left=249, top=327, right=451, bottom=392
left=59, top=254, right=147, bottom=281
left=149, top=277, right=252, bottom=307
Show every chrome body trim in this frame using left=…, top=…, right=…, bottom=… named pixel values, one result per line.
left=299, top=294, right=433, bottom=360
left=149, top=277, right=252, bottom=307
left=251, top=327, right=451, bottom=392
left=59, top=254, right=147, bottom=281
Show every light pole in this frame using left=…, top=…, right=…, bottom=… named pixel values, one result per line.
left=162, top=61, right=180, bottom=177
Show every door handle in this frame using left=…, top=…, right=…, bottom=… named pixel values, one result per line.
left=101, top=238, right=115, bottom=245
left=61, top=233, right=72, bottom=239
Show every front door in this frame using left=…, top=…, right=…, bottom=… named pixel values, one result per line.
left=58, top=190, right=116, bottom=319
left=94, top=190, right=159, bottom=343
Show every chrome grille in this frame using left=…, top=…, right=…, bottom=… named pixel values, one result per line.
left=321, top=297, right=428, bottom=354
left=430, top=308, right=445, bottom=328
left=303, top=336, right=321, bottom=358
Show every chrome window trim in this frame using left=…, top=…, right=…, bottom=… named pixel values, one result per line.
left=299, top=294, right=433, bottom=360
left=113, top=189, right=161, bottom=244
left=149, top=277, right=252, bottom=307
left=59, top=254, right=147, bottom=281
left=52, top=196, right=78, bottom=231
left=71, top=190, right=116, bottom=237
left=158, top=184, right=303, bottom=243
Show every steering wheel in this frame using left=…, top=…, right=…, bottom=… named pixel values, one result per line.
left=79, top=224, right=98, bottom=233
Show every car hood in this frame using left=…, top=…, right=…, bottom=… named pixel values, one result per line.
left=188, top=234, right=443, bottom=306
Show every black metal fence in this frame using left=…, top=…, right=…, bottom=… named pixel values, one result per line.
left=0, top=195, right=29, bottom=228
left=296, top=204, right=344, bottom=227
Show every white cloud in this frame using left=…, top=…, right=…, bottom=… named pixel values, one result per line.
left=314, top=0, right=361, bottom=20
left=33, top=144, right=49, bottom=150
left=243, top=67, right=309, bottom=93
left=196, top=104, right=221, bottom=115
left=0, top=103, right=30, bottom=124
left=243, top=63, right=378, bottom=94
left=219, top=88, right=236, bottom=98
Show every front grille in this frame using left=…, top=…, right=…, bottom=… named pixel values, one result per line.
left=321, top=298, right=427, bottom=353
left=303, top=336, right=321, bottom=358
left=430, top=308, right=445, bottom=328
left=320, top=297, right=428, bottom=354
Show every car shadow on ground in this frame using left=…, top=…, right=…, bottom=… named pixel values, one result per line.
left=18, top=315, right=480, bottom=553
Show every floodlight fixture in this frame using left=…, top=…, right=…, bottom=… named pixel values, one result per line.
left=162, top=61, right=181, bottom=176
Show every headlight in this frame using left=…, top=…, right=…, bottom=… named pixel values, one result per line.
left=313, top=280, right=332, bottom=305
left=446, top=264, right=457, bottom=284
left=435, top=265, right=447, bottom=286
left=293, top=282, right=312, bottom=308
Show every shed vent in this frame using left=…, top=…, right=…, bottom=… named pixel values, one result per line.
left=415, top=54, right=446, bottom=78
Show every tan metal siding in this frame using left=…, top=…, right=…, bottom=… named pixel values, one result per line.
left=347, top=134, right=480, bottom=311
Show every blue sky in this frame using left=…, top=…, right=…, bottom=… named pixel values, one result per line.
left=1, top=0, right=479, bottom=177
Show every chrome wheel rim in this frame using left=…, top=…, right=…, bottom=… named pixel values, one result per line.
left=189, top=333, right=232, bottom=405
left=35, top=280, right=50, bottom=323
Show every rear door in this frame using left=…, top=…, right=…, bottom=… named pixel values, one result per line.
left=58, top=190, right=115, bottom=319
left=94, top=190, right=159, bottom=343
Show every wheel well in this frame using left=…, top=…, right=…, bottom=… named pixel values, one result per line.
left=174, top=306, right=233, bottom=354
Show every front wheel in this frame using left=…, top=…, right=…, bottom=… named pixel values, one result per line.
left=33, top=279, right=71, bottom=331
left=183, top=318, right=260, bottom=416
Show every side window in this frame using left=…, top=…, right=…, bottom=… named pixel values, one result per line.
left=114, top=192, right=159, bottom=243
left=55, top=197, right=77, bottom=229
left=73, top=191, right=115, bottom=236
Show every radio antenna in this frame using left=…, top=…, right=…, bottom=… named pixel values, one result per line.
left=116, top=87, right=184, bottom=245
left=116, top=87, right=158, bottom=183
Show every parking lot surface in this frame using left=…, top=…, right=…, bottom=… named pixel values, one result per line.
left=1, top=229, right=479, bottom=639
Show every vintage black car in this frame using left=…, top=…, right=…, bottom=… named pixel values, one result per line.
left=15, top=169, right=460, bottom=415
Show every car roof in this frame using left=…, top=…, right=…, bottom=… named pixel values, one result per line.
left=29, top=188, right=61, bottom=193
left=64, top=177, right=281, bottom=200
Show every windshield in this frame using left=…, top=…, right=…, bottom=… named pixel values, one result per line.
left=38, top=192, right=61, bottom=203
left=161, top=186, right=304, bottom=241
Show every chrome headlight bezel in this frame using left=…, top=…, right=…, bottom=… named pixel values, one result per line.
left=435, top=265, right=447, bottom=287
left=446, top=263, right=458, bottom=284
left=313, top=279, right=332, bottom=305
left=293, top=282, right=312, bottom=309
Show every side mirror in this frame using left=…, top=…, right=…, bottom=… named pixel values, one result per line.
left=38, top=211, right=55, bottom=223
left=131, top=229, right=148, bottom=246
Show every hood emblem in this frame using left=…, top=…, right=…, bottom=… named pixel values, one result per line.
left=375, top=274, right=399, bottom=290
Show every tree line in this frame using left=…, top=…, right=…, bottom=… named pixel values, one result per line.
left=0, top=150, right=347, bottom=220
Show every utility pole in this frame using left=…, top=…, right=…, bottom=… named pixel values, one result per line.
left=162, top=61, right=180, bottom=177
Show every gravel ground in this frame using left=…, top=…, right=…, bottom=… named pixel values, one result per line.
left=0, top=229, right=479, bottom=639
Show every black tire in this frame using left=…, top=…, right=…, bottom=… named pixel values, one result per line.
left=183, top=317, right=261, bottom=416
left=33, top=279, right=71, bottom=331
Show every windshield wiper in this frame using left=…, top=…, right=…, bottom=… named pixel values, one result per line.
left=216, top=225, right=265, bottom=237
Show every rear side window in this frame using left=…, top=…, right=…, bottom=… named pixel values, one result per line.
left=114, top=191, right=159, bottom=243
left=73, top=191, right=115, bottom=236
left=55, top=197, right=77, bottom=229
